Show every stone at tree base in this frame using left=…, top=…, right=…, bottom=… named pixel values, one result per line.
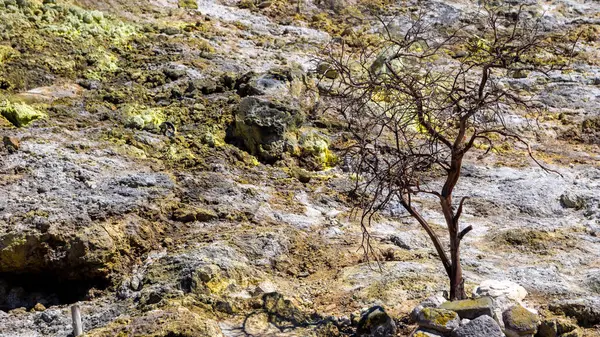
left=502, top=304, right=540, bottom=337
left=416, top=307, right=460, bottom=333
left=440, top=297, right=494, bottom=319
left=356, top=306, right=397, bottom=337
left=451, top=315, right=503, bottom=337
left=538, top=318, right=582, bottom=337
left=473, top=280, right=527, bottom=303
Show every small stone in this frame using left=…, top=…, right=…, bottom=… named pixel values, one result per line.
left=417, top=307, right=460, bottom=333
left=252, top=281, right=277, bottom=296
left=33, top=303, right=46, bottom=311
left=451, top=315, right=503, bottom=337
left=161, top=27, right=181, bottom=35
left=411, top=328, right=444, bottom=337
left=559, top=192, right=586, bottom=209
left=440, top=297, right=494, bottom=320
left=316, top=63, right=339, bottom=79
left=356, top=306, right=397, bottom=337
left=3, top=136, right=20, bottom=153
left=173, top=206, right=218, bottom=222
left=502, top=304, right=540, bottom=337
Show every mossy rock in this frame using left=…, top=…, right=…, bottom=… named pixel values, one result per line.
left=417, top=307, right=460, bottom=333
left=0, top=101, right=47, bottom=127
left=440, top=296, right=494, bottom=319
left=502, top=304, right=540, bottom=335
left=179, top=0, right=199, bottom=9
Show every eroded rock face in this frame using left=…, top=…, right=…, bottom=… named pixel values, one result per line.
left=0, top=136, right=175, bottom=303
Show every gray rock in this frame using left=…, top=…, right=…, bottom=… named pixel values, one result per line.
left=502, top=304, right=539, bottom=337
left=451, top=315, right=503, bottom=337
left=440, top=297, right=494, bottom=320
left=356, top=306, right=397, bottom=337
left=390, top=231, right=429, bottom=250
left=417, top=307, right=460, bottom=333
left=549, top=297, right=600, bottom=328
left=560, top=192, right=586, bottom=209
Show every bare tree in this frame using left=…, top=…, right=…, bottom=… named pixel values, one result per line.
left=318, top=2, right=577, bottom=300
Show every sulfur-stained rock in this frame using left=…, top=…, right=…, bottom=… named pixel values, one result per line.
left=228, top=96, right=303, bottom=163
left=172, top=206, right=218, bottom=222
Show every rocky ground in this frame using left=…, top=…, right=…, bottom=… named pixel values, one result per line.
left=0, top=0, right=599, bottom=336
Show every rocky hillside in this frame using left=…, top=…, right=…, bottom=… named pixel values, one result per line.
left=0, top=0, right=598, bottom=336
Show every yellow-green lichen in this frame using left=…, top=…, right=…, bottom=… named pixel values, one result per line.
left=123, top=105, right=165, bottom=131
left=179, top=0, right=199, bottom=9
left=0, top=100, right=47, bottom=127
left=421, top=307, right=457, bottom=326
left=297, top=129, right=337, bottom=170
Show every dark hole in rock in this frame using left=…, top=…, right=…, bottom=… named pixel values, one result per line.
left=0, top=272, right=108, bottom=311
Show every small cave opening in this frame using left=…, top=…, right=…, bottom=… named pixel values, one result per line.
left=0, top=272, right=109, bottom=312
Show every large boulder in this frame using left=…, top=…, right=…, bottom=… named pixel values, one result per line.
left=356, top=306, right=397, bottom=337
left=549, top=297, right=600, bottom=328
left=538, top=317, right=582, bottom=337
left=416, top=307, right=460, bottom=333
left=502, top=304, right=540, bottom=337
left=229, top=97, right=303, bottom=163
left=451, top=315, right=503, bottom=337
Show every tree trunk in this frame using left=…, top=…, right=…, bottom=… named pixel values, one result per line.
left=449, top=239, right=466, bottom=300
